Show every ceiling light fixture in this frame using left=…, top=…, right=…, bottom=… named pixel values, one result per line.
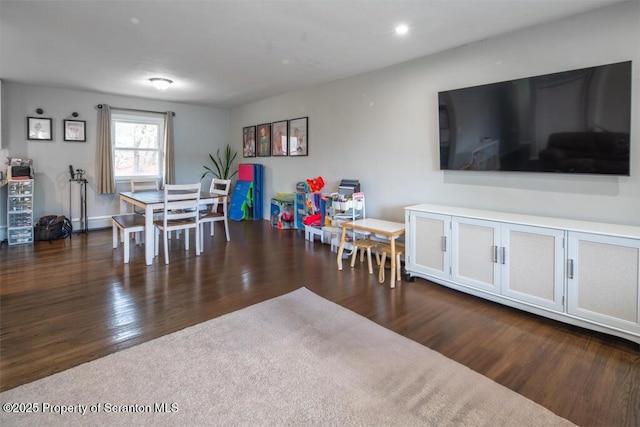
left=395, top=24, right=409, bottom=35
left=149, top=77, right=173, bottom=91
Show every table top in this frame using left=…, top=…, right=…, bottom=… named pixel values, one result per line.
left=120, top=190, right=222, bottom=204
left=340, top=218, right=405, bottom=236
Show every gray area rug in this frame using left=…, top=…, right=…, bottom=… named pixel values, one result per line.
left=0, top=287, right=574, bottom=426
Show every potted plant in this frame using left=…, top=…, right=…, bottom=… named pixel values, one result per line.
left=202, top=144, right=238, bottom=212
left=201, top=144, right=239, bottom=182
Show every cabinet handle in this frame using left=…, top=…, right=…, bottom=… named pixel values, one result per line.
left=493, top=245, right=499, bottom=263
left=568, top=259, right=574, bottom=279
left=501, top=247, right=506, bottom=265
left=442, top=236, right=447, bottom=252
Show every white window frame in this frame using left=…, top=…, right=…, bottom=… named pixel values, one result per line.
left=111, top=111, right=165, bottom=182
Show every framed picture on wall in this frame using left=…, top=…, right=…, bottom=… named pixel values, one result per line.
left=288, top=117, right=308, bottom=156
left=271, top=120, right=288, bottom=156
left=243, top=126, right=256, bottom=157
left=63, top=120, right=86, bottom=142
left=256, top=123, right=271, bottom=157
left=27, top=117, right=53, bottom=141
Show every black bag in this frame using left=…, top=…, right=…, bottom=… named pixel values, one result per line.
left=34, top=215, right=73, bottom=241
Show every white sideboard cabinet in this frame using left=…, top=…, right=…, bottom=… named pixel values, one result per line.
left=405, top=204, right=640, bottom=344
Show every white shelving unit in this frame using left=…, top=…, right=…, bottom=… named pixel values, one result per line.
left=7, top=179, right=34, bottom=245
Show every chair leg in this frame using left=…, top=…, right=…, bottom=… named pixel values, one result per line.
left=366, top=247, right=373, bottom=275
left=396, top=253, right=402, bottom=282
left=378, top=252, right=387, bottom=283
left=195, top=225, right=200, bottom=256
left=112, top=223, right=119, bottom=249
left=155, top=227, right=160, bottom=257
left=350, top=247, right=358, bottom=268
left=224, top=219, right=230, bottom=241
left=164, top=230, right=169, bottom=265
left=123, top=230, right=130, bottom=264
left=210, top=222, right=215, bottom=237
left=185, top=229, right=190, bottom=251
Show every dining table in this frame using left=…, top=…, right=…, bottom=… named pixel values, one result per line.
left=336, top=218, right=406, bottom=288
left=119, top=190, right=225, bottom=265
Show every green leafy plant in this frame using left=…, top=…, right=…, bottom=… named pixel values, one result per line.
left=201, top=144, right=239, bottom=180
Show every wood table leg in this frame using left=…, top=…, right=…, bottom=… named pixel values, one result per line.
left=390, top=238, right=396, bottom=289
left=336, top=226, right=347, bottom=270
left=144, top=205, right=154, bottom=265
left=378, top=252, right=386, bottom=284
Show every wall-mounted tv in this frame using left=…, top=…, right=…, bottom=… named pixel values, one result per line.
left=438, top=61, right=631, bottom=175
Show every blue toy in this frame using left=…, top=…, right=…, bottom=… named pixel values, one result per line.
left=229, top=181, right=253, bottom=221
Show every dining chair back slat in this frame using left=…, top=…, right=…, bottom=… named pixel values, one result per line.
left=130, top=178, right=159, bottom=192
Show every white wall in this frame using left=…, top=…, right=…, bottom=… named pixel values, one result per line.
left=230, top=1, right=640, bottom=225
left=1, top=84, right=229, bottom=232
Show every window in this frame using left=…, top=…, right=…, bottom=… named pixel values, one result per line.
left=112, top=111, right=165, bottom=180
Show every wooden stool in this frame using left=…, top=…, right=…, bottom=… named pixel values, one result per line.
left=376, top=243, right=404, bottom=285
left=112, top=214, right=146, bottom=264
left=350, top=239, right=378, bottom=274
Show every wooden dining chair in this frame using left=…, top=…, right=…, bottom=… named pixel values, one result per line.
left=153, top=183, right=201, bottom=264
left=127, top=178, right=161, bottom=242
left=199, top=178, right=231, bottom=249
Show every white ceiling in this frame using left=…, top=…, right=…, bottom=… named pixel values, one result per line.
left=0, top=0, right=624, bottom=108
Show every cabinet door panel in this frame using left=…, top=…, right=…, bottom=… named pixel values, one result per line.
left=501, top=225, right=565, bottom=312
left=415, top=217, right=450, bottom=277
left=452, top=218, right=499, bottom=292
left=406, top=212, right=450, bottom=280
left=568, top=232, right=640, bottom=333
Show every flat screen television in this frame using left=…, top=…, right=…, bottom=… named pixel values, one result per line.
left=438, top=61, right=631, bottom=175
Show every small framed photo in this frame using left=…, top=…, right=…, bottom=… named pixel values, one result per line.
left=63, top=120, right=86, bottom=142
left=257, top=123, right=271, bottom=157
left=271, top=120, right=288, bottom=156
left=27, top=117, right=53, bottom=141
left=243, top=126, right=256, bottom=157
left=288, top=117, right=308, bottom=156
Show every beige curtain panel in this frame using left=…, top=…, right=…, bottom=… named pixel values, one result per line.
left=96, top=104, right=115, bottom=194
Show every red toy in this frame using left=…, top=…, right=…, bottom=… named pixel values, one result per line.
left=306, top=176, right=325, bottom=193
left=302, top=213, right=322, bottom=226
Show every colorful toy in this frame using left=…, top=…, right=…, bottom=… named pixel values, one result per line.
left=306, top=176, right=325, bottom=192
left=303, top=213, right=322, bottom=226
left=230, top=181, right=253, bottom=221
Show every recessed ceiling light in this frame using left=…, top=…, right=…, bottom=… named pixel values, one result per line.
left=149, top=78, right=173, bottom=91
left=395, top=24, right=409, bottom=35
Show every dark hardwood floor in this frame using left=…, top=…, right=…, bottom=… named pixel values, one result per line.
left=1, top=220, right=638, bottom=426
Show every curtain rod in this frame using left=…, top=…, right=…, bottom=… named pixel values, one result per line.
left=96, top=104, right=175, bottom=116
